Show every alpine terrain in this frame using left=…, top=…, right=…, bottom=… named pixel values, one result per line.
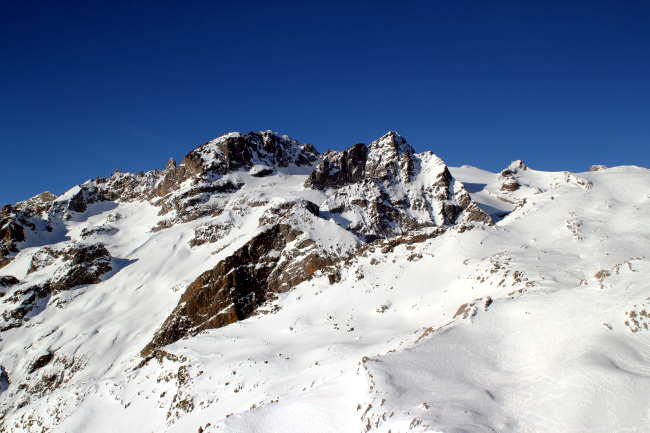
left=1, top=130, right=649, bottom=432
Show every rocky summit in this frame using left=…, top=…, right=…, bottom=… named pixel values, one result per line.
left=0, top=130, right=649, bottom=432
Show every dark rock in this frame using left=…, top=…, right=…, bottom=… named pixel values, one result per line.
left=0, top=209, right=29, bottom=268
left=47, top=244, right=112, bottom=294
left=182, top=131, right=319, bottom=176
left=0, top=284, right=51, bottom=331
left=1, top=243, right=112, bottom=331
left=0, top=217, right=26, bottom=247
left=49, top=131, right=318, bottom=231
left=0, top=276, right=19, bottom=294
left=142, top=213, right=335, bottom=358
left=28, top=352, right=54, bottom=374
left=365, top=131, right=415, bottom=180
left=0, top=245, right=12, bottom=270
left=258, top=199, right=319, bottom=226
left=250, top=168, right=275, bottom=178
left=141, top=224, right=299, bottom=358
left=14, top=191, right=57, bottom=215
left=305, top=143, right=368, bottom=190
left=308, top=132, right=493, bottom=240
left=153, top=179, right=245, bottom=231
left=499, top=160, right=528, bottom=179
left=80, top=225, right=118, bottom=239
left=499, top=179, right=521, bottom=192
left=68, top=190, right=88, bottom=213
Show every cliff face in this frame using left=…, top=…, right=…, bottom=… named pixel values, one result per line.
left=306, top=131, right=492, bottom=241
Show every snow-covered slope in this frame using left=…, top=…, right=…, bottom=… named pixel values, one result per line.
left=0, top=131, right=648, bottom=432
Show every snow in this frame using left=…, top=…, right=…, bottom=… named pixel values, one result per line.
left=1, top=146, right=649, bottom=432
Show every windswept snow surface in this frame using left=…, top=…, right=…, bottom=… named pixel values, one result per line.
left=1, top=152, right=649, bottom=432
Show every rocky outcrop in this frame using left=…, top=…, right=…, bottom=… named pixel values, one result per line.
left=142, top=224, right=298, bottom=358
left=181, top=131, right=319, bottom=176
left=48, top=131, right=320, bottom=229
left=499, top=179, right=521, bottom=192
left=0, top=207, right=27, bottom=246
left=27, top=243, right=112, bottom=293
left=495, top=160, right=592, bottom=201
left=499, top=160, right=528, bottom=178
left=188, top=214, right=240, bottom=248
left=307, top=131, right=492, bottom=241
left=142, top=200, right=342, bottom=359
left=141, top=144, right=487, bottom=356
left=14, top=191, right=58, bottom=215
left=5, top=130, right=492, bottom=362
left=0, top=276, right=19, bottom=297
left=0, top=284, right=50, bottom=331
left=80, top=225, right=118, bottom=239
left=0, top=276, right=19, bottom=288
left=1, top=243, right=112, bottom=331
left=46, top=243, right=112, bottom=294
left=0, top=205, right=31, bottom=269
left=0, top=245, right=13, bottom=269
left=304, top=142, right=368, bottom=190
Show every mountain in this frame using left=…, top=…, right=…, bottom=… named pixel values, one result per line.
left=0, top=131, right=649, bottom=432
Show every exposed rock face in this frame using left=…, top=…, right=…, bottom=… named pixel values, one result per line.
left=500, top=179, right=521, bottom=192
left=188, top=213, right=240, bottom=248
left=304, top=142, right=368, bottom=190
left=1, top=243, right=111, bottom=331
left=0, top=245, right=13, bottom=269
left=0, top=284, right=50, bottom=332
left=28, top=352, right=54, bottom=374
left=499, top=160, right=528, bottom=178
left=0, top=276, right=19, bottom=288
left=142, top=225, right=297, bottom=358
left=589, top=165, right=607, bottom=172
left=46, top=243, right=112, bottom=294
left=13, top=191, right=58, bottom=215
left=0, top=192, right=58, bottom=268
left=0, top=276, right=19, bottom=298
left=49, top=131, right=320, bottom=228
left=0, top=207, right=27, bottom=245
left=80, top=225, right=118, bottom=239
left=307, top=131, right=492, bottom=241
left=141, top=133, right=493, bottom=358
left=68, top=190, right=88, bottom=213
left=2, top=131, right=317, bottom=255
left=181, top=131, right=319, bottom=176
left=142, top=200, right=343, bottom=359
left=0, top=206, right=29, bottom=269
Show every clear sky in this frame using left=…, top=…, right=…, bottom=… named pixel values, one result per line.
left=1, top=0, right=649, bottom=205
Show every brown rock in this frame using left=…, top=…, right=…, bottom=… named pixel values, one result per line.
left=304, top=143, right=368, bottom=190
left=142, top=219, right=335, bottom=359
left=499, top=179, right=521, bottom=192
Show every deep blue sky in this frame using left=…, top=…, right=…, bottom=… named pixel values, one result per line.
left=2, top=0, right=649, bottom=205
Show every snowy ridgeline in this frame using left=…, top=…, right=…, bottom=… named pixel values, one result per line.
left=0, top=130, right=649, bottom=432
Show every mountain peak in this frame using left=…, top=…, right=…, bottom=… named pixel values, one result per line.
left=369, top=131, right=414, bottom=155
left=180, top=130, right=320, bottom=177
left=1, top=128, right=647, bottom=433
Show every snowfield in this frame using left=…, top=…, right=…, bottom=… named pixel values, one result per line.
left=0, top=131, right=649, bottom=432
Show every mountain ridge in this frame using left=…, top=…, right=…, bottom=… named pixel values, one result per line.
left=0, top=130, right=648, bottom=432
